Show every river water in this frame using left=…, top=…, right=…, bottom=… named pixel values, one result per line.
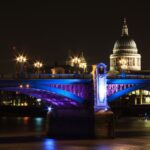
left=0, top=116, right=46, bottom=137
left=1, top=116, right=150, bottom=150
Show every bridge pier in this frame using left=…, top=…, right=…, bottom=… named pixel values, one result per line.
left=46, top=108, right=115, bottom=138
left=94, top=110, right=115, bottom=138
left=46, top=108, right=94, bottom=138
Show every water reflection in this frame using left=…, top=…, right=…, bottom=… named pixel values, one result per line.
left=35, top=117, right=43, bottom=125
left=34, top=117, right=44, bottom=132
left=1, top=116, right=150, bottom=138
left=23, top=117, right=29, bottom=125
left=16, top=117, right=22, bottom=124
left=43, top=139, right=56, bottom=150
left=0, top=116, right=46, bottom=136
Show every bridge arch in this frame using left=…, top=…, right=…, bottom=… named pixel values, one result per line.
left=0, top=86, right=84, bottom=108
left=107, top=84, right=150, bottom=102
left=0, top=79, right=93, bottom=107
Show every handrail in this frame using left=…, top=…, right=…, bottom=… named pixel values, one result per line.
left=107, top=74, right=150, bottom=79
left=0, top=73, right=92, bottom=79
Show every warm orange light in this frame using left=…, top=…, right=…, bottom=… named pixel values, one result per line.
left=26, top=84, right=30, bottom=88
left=119, top=58, right=128, bottom=70
left=19, top=84, right=23, bottom=88
left=16, top=55, right=27, bottom=63
left=34, top=61, right=43, bottom=69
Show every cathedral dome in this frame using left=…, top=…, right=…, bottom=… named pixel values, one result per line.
left=113, top=18, right=138, bottom=54
left=110, top=18, right=141, bottom=71
left=114, top=36, right=137, bottom=50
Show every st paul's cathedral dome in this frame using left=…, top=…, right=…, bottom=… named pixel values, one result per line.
left=110, top=19, right=141, bottom=71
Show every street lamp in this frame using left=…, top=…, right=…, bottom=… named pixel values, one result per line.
left=16, top=55, right=27, bottom=63
left=15, top=54, right=27, bottom=77
left=34, top=61, right=43, bottom=74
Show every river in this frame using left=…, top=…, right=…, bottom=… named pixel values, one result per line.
left=1, top=116, right=150, bottom=150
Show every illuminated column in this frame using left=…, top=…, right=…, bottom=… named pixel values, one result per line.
left=94, top=63, right=108, bottom=111
left=140, top=90, right=143, bottom=105
left=134, top=97, right=137, bottom=105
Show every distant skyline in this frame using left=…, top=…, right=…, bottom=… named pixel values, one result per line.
left=0, top=1, right=150, bottom=73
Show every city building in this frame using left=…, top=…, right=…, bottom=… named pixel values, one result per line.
left=109, top=19, right=150, bottom=106
left=110, top=18, right=141, bottom=72
left=51, top=67, right=65, bottom=74
left=66, top=51, right=87, bottom=72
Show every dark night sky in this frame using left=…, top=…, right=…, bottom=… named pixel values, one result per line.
left=0, top=1, right=150, bottom=73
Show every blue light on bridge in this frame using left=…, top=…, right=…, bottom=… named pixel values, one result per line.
left=94, top=63, right=108, bottom=110
left=98, top=77, right=106, bottom=103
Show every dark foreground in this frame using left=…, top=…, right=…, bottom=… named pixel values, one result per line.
left=0, top=116, right=150, bottom=149
left=1, top=136, right=150, bottom=150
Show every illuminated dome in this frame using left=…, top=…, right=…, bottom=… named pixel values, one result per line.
left=110, top=19, right=141, bottom=71
left=114, top=36, right=137, bottom=50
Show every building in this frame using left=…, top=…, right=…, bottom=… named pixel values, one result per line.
left=109, top=19, right=150, bottom=106
left=110, top=19, right=141, bottom=72
left=51, top=67, right=65, bottom=74
left=66, top=51, right=87, bottom=72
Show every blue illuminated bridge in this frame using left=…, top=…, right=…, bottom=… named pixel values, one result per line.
left=0, top=75, right=93, bottom=108
left=1, top=73, right=150, bottom=109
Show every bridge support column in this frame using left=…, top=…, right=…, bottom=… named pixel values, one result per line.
left=94, top=110, right=115, bottom=138
left=93, top=63, right=108, bottom=111
left=46, top=108, right=94, bottom=138
left=140, top=90, right=143, bottom=105
left=135, top=97, right=137, bottom=105
left=93, top=63, right=114, bottom=138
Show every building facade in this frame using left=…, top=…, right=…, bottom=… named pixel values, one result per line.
left=110, top=19, right=141, bottom=71
left=66, top=52, right=87, bottom=72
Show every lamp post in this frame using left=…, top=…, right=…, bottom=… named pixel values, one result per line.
left=34, top=61, right=43, bottom=75
left=15, top=54, right=27, bottom=78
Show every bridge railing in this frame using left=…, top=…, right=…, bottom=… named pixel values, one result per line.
left=107, top=74, right=150, bottom=79
left=0, top=73, right=92, bottom=79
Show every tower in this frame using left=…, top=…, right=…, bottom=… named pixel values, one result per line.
left=110, top=18, right=141, bottom=71
left=66, top=51, right=87, bottom=72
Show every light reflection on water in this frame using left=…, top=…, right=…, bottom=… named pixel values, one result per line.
left=34, top=117, right=45, bottom=132
left=0, top=116, right=46, bottom=135
left=116, top=117, right=150, bottom=137
left=1, top=116, right=150, bottom=137
left=23, top=117, right=29, bottom=125
left=0, top=117, right=150, bottom=149
left=43, top=139, right=56, bottom=150
left=35, top=117, right=43, bottom=125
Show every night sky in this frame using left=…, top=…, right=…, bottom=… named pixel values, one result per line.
left=0, top=1, right=150, bottom=73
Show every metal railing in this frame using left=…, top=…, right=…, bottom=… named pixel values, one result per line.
left=0, top=73, right=92, bottom=79
left=107, top=74, right=150, bottom=79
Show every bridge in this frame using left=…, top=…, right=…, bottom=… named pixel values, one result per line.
left=1, top=63, right=150, bottom=137
left=107, top=74, right=150, bottom=102
left=0, top=78, right=93, bottom=108
left=1, top=66, right=150, bottom=109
